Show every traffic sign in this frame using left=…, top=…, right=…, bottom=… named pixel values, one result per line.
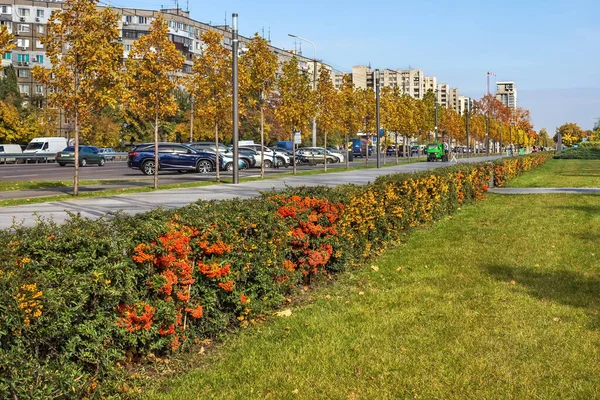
left=293, top=132, right=302, bottom=144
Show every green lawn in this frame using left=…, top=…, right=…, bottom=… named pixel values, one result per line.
left=507, top=159, right=600, bottom=188
left=145, top=193, right=600, bottom=399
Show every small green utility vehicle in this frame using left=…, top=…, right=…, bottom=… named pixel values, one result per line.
left=426, top=142, right=449, bottom=162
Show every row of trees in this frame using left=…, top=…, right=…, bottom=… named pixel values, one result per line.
left=554, top=122, right=599, bottom=146
left=1, top=0, right=541, bottom=193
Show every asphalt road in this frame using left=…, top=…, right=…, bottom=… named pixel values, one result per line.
left=0, top=155, right=439, bottom=184
left=0, top=155, right=503, bottom=229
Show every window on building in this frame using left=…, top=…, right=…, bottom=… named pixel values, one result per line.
left=1, top=6, right=9, bottom=14
left=36, top=9, right=44, bottom=18
left=17, top=54, right=30, bottom=63
left=18, top=8, right=30, bottom=17
left=124, top=15, right=132, bottom=23
left=37, top=24, right=44, bottom=34
left=36, top=40, right=43, bottom=49
left=124, top=44, right=132, bottom=52
left=36, top=85, right=43, bottom=94
left=138, top=16, right=147, bottom=24
left=1, top=52, right=11, bottom=60
left=16, top=39, right=30, bottom=48
left=18, top=24, right=30, bottom=33
left=18, top=69, right=30, bottom=78
left=19, top=84, right=30, bottom=94
left=35, top=55, right=43, bottom=63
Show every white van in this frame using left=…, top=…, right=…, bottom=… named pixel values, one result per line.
left=0, top=144, right=22, bottom=163
left=23, top=137, right=68, bottom=161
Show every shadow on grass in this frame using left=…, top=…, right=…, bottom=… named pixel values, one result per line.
left=551, top=205, right=600, bottom=218
left=484, top=264, right=600, bottom=328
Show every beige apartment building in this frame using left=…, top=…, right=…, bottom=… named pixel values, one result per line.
left=424, top=76, right=437, bottom=95
left=449, top=88, right=459, bottom=113
left=495, top=81, right=517, bottom=109
left=1, top=1, right=330, bottom=99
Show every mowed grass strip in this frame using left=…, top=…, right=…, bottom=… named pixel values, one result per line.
left=145, top=193, right=600, bottom=400
left=507, top=159, right=600, bottom=188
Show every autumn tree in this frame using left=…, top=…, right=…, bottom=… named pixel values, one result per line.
left=240, top=33, right=278, bottom=177
left=32, top=0, right=122, bottom=195
left=315, top=66, right=341, bottom=170
left=124, top=14, right=184, bottom=189
left=339, top=74, right=361, bottom=168
left=0, top=25, right=14, bottom=74
left=187, top=30, right=232, bottom=181
left=555, top=122, right=584, bottom=147
left=274, top=57, right=316, bottom=174
left=355, top=87, right=376, bottom=164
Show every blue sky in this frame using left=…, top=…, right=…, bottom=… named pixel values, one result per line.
left=109, top=0, right=599, bottom=133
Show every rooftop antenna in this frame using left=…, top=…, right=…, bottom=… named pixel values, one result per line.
left=261, top=27, right=264, bottom=39
left=268, top=27, right=271, bottom=43
left=186, top=0, right=189, bottom=12
left=225, top=12, right=227, bottom=27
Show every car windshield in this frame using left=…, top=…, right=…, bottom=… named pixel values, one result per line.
left=26, top=142, right=44, bottom=150
left=428, top=144, right=439, bottom=149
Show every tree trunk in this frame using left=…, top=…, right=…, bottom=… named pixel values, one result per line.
left=260, top=107, right=265, bottom=178
left=215, top=122, right=220, bottom=182
left=292, top=130, right=296, bottom=175
left=73, top=109, right=79, bottom=196
left=395, top=133, right=398, bottom=164
left=189, top=96, right=194, bottom=142
left=365, top=135, right=369, bottom=166
left=323, top=130, right=327, bottom=172
left=154, top=114, right=159, bottom=189
left=345, top=134, right=349, bottom=169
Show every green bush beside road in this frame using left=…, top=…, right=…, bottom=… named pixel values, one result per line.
left=0, top=154, right=550, bottom=398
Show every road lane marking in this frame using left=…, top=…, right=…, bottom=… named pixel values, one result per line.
left=2, top=174, right=41, bottom=179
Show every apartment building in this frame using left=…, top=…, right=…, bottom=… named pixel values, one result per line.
left=495, top=81, right=517, bottom=109
left=0, top=1, right=328, bottom=99
left=448, top=88, right=459, bottom=113
left=457, top=95, right=473, bottom=115
left=398, top=68, right=424, bottom=99
left=436, top=84, right=449, bottom=108
left=424, top=76, right=437, bottom=95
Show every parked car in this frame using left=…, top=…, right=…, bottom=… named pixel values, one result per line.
left=24, top=137, right=68, bottom=162
left=188, top=142, right=255, bottom=169
left=0, top=144, right=22, bottom=163
left=100, top=148, right=117, bottom=160
left=128, top=143, right=217, bottom=175
left=56, top=146, right=106, bottom=167
left=296, top=147, right=338, bottom=165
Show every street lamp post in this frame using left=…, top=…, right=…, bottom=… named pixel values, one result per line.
left=232, top=13, right=239, bottom=184
left=434, top=89, right=439, bottom=141
left=375, top=69, right=381, bottom=168
left=288, top=33, right=317, bottom=147
left=465, top=101, right=470, bottom=158
left=486, top=71, right=496, bottom=157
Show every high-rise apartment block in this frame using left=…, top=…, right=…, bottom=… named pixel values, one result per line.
left=0, top=1, right=331, bottom=99
left=351, top=66, right=425, bottom=99
left=457, top=95, right=473, bottom=115
left=424, top=76, right=437, bottom=95
left=495, top=81, right=517, bottom=109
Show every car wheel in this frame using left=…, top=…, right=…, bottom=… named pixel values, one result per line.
left=263, top=159, right=273, bottom=168
left=79, top=158, right=87, bottom=167
left=177, top=170, right=187, bottom=174
left=275, top=157, right=285, bottom=167
left=225, top=162, right=234, bottom=172
left=98, top=158, right=105, bottom=166
left=196, top=159, right=212, bottom=174
left=240, top=159, right=249, bottom=169
left=142, top=160, right=155, bottom=175
left=58, top=163, right=66, bottom=167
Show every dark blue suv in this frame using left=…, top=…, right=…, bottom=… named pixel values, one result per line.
left=128, top=143, right=217, bottom=175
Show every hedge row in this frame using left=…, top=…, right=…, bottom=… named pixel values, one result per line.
left=554, top=142, right=600, bottom=159
left=0, top=153, right=551, bottom=399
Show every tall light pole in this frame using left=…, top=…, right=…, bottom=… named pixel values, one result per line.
left=434, top=88, right=439, bottom=141
left=232, top=13, right=239, bottom=184
left=465, top=99, right=470, bottom=158
left=486, top=71, right=496, bottom=157
left=375, top=69, right=381, bottom=168
left=288, top=33, right=317, bottom=147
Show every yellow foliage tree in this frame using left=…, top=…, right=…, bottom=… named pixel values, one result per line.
left=240, top=33, right=278, bottom=177
left=32, top=0, right=122, bottom=195
left=0, top=101, right=20, bottom=142
left=274, top=57, right=316, bottom=174
left=124, top=14, right=184, bottom=189
left=188, top=30, right=232, bottom=181
left=339, top=75, right=361, bottom=167
left=315, top=67, right=341, bottom=170
left=0, top=25, right=15, bottom=73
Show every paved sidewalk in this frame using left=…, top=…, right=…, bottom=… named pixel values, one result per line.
left=0, top=156, right=501, bottom=229
left=489, top=188, right=600, bottom=194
